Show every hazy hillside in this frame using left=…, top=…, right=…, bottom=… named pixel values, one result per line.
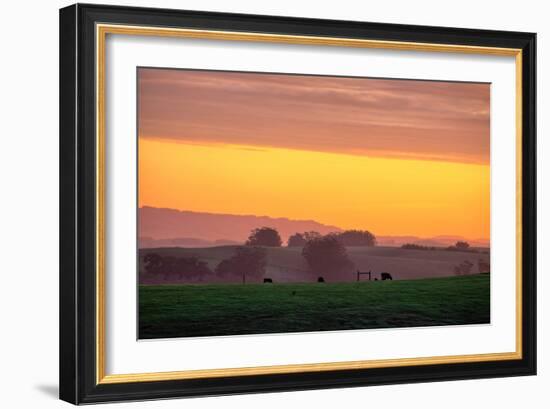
left=139, top=207, right=489, bottom=248
left=139, top=236, right=240, bottom=248
left=139, top=206, right=342, bottom=245
left=377, top=235, right=489, bottom=248
left=139, top=245, right=490, bottom=283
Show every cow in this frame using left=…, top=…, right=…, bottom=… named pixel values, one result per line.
left=263, top=278, right=273, bottom=283
left=317, top=277, right=325, bottom=283
left=380, top=272, right=393, bottom=281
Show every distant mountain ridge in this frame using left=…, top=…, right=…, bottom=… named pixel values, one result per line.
left=138, top=207, right=489, bottom=248
left=139, top=206, right=342, bottom=246
left=139, top=236, right=241, bottom=249
left=377, top=235, right=489, bottom=248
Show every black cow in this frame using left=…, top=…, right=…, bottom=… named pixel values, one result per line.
left=317, top=277, right=325, bottom=283
left=380, top=272, right=393, bottom=281
left=263, top=278, right=273, bottom=283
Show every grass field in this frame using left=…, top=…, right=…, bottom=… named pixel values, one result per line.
left=139, top=273, right=489, bottom=339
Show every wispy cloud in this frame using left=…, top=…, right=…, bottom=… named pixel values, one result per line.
left=138, top=68, right=490, bottom=164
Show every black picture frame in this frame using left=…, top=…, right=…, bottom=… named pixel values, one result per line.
left=60, top=3, right=536, bottom=404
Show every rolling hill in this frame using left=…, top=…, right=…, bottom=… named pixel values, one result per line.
left=139, top=207, right=489, bottom=248
left=139, top=245, right=490, bottom=284
left=139, top=206, right=341, bottom=246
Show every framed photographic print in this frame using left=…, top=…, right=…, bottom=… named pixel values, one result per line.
left=59, top=3, right=536, bottom=404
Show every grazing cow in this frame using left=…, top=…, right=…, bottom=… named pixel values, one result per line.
left=317, top=277, right=325, bottom=283
left=263, top=278, right=273, bottom=283
left=380, top=272, right=393, bottom=281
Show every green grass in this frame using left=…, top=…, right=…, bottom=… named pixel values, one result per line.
left=139, top=274, right=489, bottom=339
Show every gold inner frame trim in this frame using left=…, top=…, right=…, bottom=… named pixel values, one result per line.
left=95, top=23, right=523, bottom=385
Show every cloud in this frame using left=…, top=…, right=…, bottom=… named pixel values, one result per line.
left=138, top=68, right=490, bottom=164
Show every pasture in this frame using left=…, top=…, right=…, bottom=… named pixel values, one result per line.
left=139, top=245, right=490, bottom=283
left=139, top=273, right=490, bottom=339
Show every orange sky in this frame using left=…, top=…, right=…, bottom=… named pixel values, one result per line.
left=138, top=68, right=490, bottom=240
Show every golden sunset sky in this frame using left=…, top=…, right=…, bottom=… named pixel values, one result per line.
left=138, top=68, right=490, bottom=240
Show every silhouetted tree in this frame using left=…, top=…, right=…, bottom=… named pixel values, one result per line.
left=446, top=241, right=473, bottom=252
left=302, top=235, right=354, bottom=279
left=143, top=253, right=163, bottom=274
left=214, top=258, right=235, bottom=277
left=478, top=258, right=490, bottom=273
left=333, top=230, right=376, bottom=246
left=245, top=227, right=282, bottom=247
left=303, top=231, right=322, bottom=242
left=401, top=243, right=436, bottom=251
left=142, top=253, right=212, bottom=280
left=215, top=246, right=267, bottom=281
left=171, top=256, right=212, bottom=279
left=288, top=233, right=306, bottom=247
left=453, top=260, right=474, bottom=275
left=288, top=231, right=322, bottom=247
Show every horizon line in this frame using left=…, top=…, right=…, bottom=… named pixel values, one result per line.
left=139, top=205, right=490, bottom=243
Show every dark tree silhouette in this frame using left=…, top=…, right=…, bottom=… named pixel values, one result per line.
left=302, top=235, right=354, bottom=279
left=144, top=253, right=163, bottom=274
left=453, top=260, right=474, bottom=275
left=214, top=258, right=234, bottom=277
left=333, top=230, right=376, bottom=246
left=478, top=258, right=490, bottom=273
left=455, top=241, right=470, bottom=250
left=287, top=233, right=306, bottom=247
left=288, top=231, right=322, bottom=247
left=303, top=231, right=322, bottom=242
left=143, top=253, right=212, bottom=279
left=245, top=227, right=282, bottom=247
left=401, top=243, right=436, bottom=251
left=171, top=256, right=212, bottom=279
left=215, top=246, right=267, bottom=281
left=446, top=241, right=473, bottom=252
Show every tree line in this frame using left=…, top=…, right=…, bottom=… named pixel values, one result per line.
left=143, top=246, right=268, bottom=283
left=401, top=240, right=488, bottom=253
left=246, top=226, right=376, bottom=248
left=142, top=226, right=376, bottom=283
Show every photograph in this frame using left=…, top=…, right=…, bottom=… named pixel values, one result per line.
left=55, top=3, right=536, bottom=404
left=137, top=68, right=491, bottom=339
